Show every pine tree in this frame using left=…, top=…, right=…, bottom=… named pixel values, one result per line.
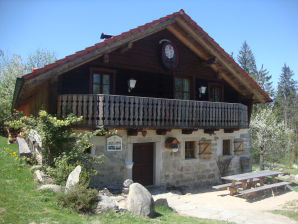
left=237, top=41, right=257, bottom=78
left=275, top=64, right=297, bottom=130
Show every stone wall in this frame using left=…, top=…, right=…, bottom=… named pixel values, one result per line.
left=89, top=128, right=251, bottom=188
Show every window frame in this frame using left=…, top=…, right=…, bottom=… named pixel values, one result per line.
left=174, top=76, right=191, bottom=100
left=89, top=68, right=116, bottom=94
left=184, top=141, right=196, bottom=160
left=208, top=83, right=224, bottom=102
left=222, top=139, right=231, bottom=156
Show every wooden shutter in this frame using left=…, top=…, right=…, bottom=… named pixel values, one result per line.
left=234, top=139, right=244, bottom=155
left=199, top=140, right=212, bottom=159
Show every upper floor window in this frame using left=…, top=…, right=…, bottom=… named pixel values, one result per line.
left=92, top=72, right=111, bottom=94
left=209, top=83, right=223, bottom=102
left=175, top=77, right=190, bottom=100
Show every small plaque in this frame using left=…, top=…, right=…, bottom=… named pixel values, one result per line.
left=106, top=135, right=122, bottom=151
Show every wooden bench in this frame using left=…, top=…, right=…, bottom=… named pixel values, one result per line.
left=238, top=182, right=291, bottom=197
left=212, top=178, right=260, bottom=190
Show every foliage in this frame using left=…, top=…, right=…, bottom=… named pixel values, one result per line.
left=5, top=110, right=106, bottom=185
left=250, top=108, right=289, bottom=168
left=0, top=49, right=56, bottom=132
left=57, top=185, right=98, bottom=213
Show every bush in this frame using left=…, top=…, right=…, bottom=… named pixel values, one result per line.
left=58, top=185, right=98, bottom=213
left=5, top=110, right=110, bottom=185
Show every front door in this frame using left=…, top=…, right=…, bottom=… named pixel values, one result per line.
left=133, top=143, right=154, bottom=186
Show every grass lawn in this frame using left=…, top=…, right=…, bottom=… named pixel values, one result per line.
left=272, top=200, right=298, bottom=222
left=0, top=136, right=233, bottom=224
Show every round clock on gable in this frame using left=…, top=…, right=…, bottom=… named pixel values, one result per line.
left=160, top=41, right=178, bottom=70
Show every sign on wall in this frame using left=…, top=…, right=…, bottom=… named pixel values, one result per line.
left=106, top=135, right=122, bottom=151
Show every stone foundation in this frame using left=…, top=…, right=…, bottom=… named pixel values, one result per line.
left=90, top=129, right=251, bottom=188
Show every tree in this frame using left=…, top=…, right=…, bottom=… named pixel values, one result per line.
left=237, top=41, right=257, bottom=78
left=275, top=64, right=297, bottom=130
left=250, top=108, right=288, bottom=169
left=0, top=49, right=56, bottom=129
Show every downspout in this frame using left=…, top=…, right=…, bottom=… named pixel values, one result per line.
left=11, top=77, right=24, bottom=111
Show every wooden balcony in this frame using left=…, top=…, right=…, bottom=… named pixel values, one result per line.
left=57, top=94, right=248, bottom=130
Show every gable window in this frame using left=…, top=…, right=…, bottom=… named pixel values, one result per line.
left=223, top=139, right=231, bottom=156
left=208, top=83, right=223, bottom=102
left=175, top=77, right=190, bottom=100
left=185, top=141, right=195, bottom=159
left=92, top=72, right=111, bottom=94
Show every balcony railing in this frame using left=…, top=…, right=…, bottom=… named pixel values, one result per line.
left=57, top=94, right=248, bottom=129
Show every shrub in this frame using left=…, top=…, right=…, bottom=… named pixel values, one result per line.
left=5, top=110, right=110, bottom=185
left=58, top=185, right=98, bottom=213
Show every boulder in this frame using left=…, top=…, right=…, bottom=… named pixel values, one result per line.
left=295, top=174, right=298, bottom=182
left=123, top=179, right=133, bottom=188
left=37, top=184, right=63, bottom=193
left=127, top=183, right=154, bottom=217
left=65, top=165, right=81, bottom=192
left=30, top=165, right=42, bottom=173
left=33, top=170, right=53, bottom=184
left=154, top=198, right=169, bottom=208
left=96, top=194, right=118, bottom=213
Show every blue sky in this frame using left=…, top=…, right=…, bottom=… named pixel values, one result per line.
left=0, top=0, right=297, bottom=88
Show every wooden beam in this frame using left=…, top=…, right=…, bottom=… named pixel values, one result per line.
left=175, top=17, right=265, bottom=103
left=167, top=24, right=249, bottom=97
left=204, top=129, right=219, bottom=135
left=103, top=54, right=109, bottom=63
left=127, top=129, right=138, bottom=136
left=182, top=129, right=197, bottom=134
left=120, top=42, right=133, bottom=53
left=156, top=129, right=170, bottom=135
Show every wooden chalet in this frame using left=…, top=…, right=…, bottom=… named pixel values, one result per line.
left=13, top=10, right=271, bottom=187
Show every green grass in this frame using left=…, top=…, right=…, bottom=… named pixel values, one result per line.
left=0, top=136, right=232, bottom=224
left=272, top=200, right=298, bottom=222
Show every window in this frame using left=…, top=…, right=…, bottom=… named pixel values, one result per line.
left=175, top=77, right=190, bottom=100
left=223, top=139, right=231, bottom=155
left=185, top=141, right=195, bottom=159
left=208, top=83, right=223, bottom=102
left=92, top=73, right=111, bottom=94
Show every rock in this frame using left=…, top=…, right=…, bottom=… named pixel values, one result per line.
left=295, top=174, right=298, bottom=182
left=154, top=198, right=169, bottom=208
left=127, top=183, right=154, bottom=217
left=65, top=165, right=81, bottom=192
left=98, top=188, right=113, bottom=197
left=30, top=165, right=42, bottom=172
left=33, top=170, right=53, bottom=184
left=123, top=179, right=133, bottom=188
left=292, top=164, right=298, bottom=169
left=37, top=184, right=63, bottom=193
left=96, top=195, right=118, bottom=213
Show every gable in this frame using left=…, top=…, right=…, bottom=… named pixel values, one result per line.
left=13, top=9, right=271, bottom=108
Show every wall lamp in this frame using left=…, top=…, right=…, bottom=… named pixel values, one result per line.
left=128, top=78, right=137, bottom=92
left=199, top=86, right=207, bottom=98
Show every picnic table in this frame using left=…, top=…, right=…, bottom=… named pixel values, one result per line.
left=215, top=170, right=290, bottom=196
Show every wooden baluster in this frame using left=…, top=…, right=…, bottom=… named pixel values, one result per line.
left=87, top=95, right=92, bottom=127
left=139, top=97, right=144, bottom=128
left=97, top=95, right=103, bottom=127
left=143, top=97, right=148, bottom=127
left=119, top=96, right=124, bottom=126
left=129, top=97, right=134, bottom=127
left=124, top=96, right=129, bottom=127
left=82, top=95, right=87, bottom=127
left=156, top=98, right=161, bottom=128
left=148, top=98, right=153, bottom=127
left=134, top=97, right=139, bottom=127
left=114, top=96, right=119, bottom=126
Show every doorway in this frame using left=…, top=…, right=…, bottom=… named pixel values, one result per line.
left=132, top=142, right=154, bottom=186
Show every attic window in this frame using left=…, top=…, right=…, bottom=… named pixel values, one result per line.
left=92, top=73, right=111, bottom=94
